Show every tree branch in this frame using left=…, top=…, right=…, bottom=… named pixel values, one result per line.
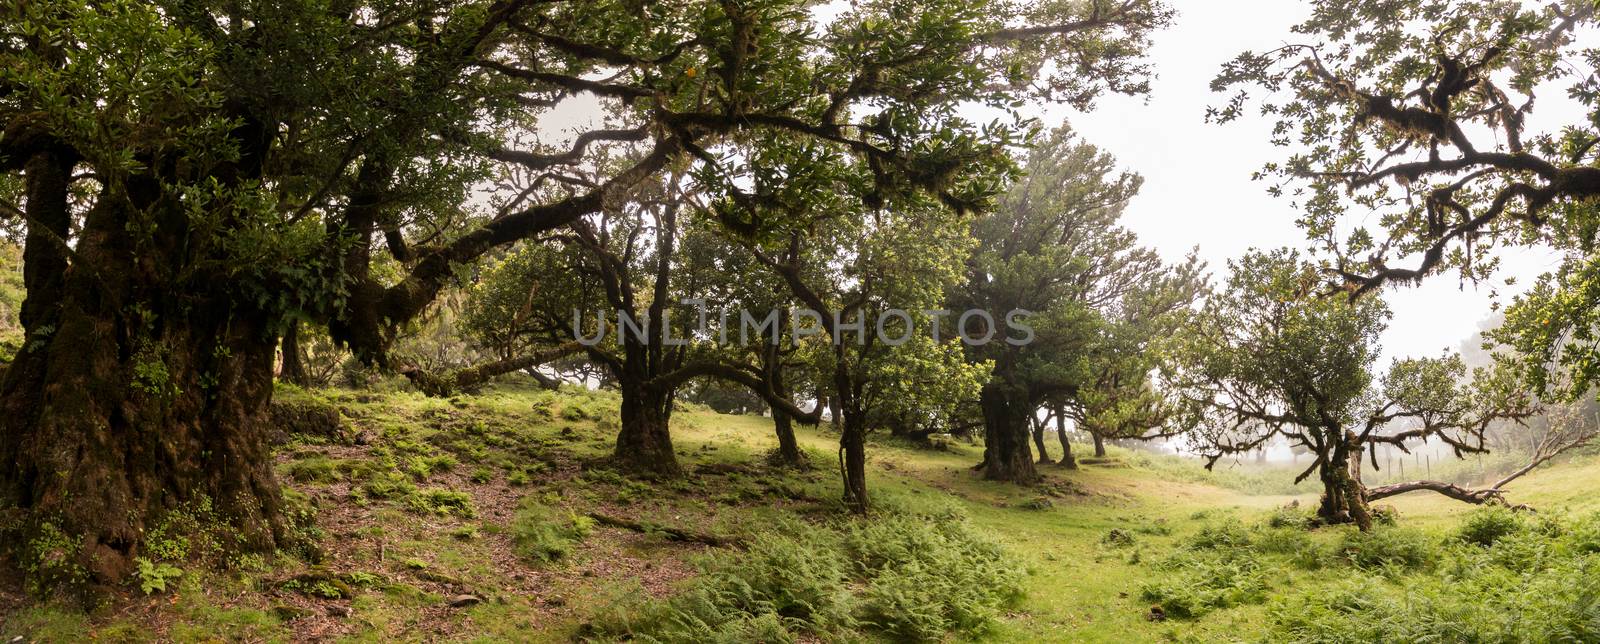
left=400, top=342, right=584, bottom=397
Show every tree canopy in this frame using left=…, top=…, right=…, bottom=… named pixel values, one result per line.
left=1211, top=0, right=1600, bottom=402
left=1161, top=249, right=1535, bottom=528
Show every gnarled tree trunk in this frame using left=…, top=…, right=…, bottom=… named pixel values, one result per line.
left=614, top=376, right=680, bottom=477
left=763, top=339, right=805, bottom=468
left=1031, top=413, right=1051, bottom=464
left=771, top=408, right=805, bottom=467
left=0, top=151, right=286, bottom=591
left=980, top=382, right=1038, bottom=484
left=1315, top=437, right=1372, bottom=530
left=1092, top=431, right=1107, bottom=458
left=832, top=361, right=870, bottom=512
left=280, top=320, right=310, bottom=386
left=1055, top=404, right=1076, bottom=469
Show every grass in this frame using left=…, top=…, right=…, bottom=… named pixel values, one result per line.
left=7, top=379, right=1600, bottom=642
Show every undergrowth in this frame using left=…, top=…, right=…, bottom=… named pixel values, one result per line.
left=511, top=500, right=594, bottom=564
left=586, top=503, right=1022, bottom=643
left=1270, top=508, right=1600, bottom=643
left=1139, top=509, right=1441, bottom=620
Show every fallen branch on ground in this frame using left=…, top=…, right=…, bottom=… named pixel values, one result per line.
left=1365, top=422, right=1597, bottom=511
left=1365, top=479, right=1504, bottom=504
left=587, top=512, right=745, bottom=548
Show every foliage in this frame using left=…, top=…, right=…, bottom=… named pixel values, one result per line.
left=1212, top=0, right=1600, bottom=403
left=1161, top=249, right=1531, bottom=523
left=404, top=489, right=476, bottom=518
left=461, top=245, right=575, bottom=362
left=1335, top=527, right=1435, bottom=572
left=1456, top=505, right=1528, bottom=548
left=1271, top=511, right=1600, bottom=643
left=590, top=506, right=1021, bottom=642
left=1265, top=506, right=1316, bottom=530
left=0, top=243, right=24, bottom=360
left=17, top=521, right=87, bottom=596
left=1252, top=526, right=1314, bottom=559
left=510, top=501, right=593, bottom=564
left=1185, top=523, right=1255, bottom=552
left=1101, top=528, right=1137, bottom=548
left=844, top=509, right=1026, bottom=640
left=0, top=0, right=1186, bottom=597
left=1163, top=250, right=1390, bottom=453
left=285, top=456, right=350, bottom=484
left=860, top=332, right=992, bottom=438
left=1140, top=548, right=1268, bottom=620
left=960, top=125, right=1205, bottom=441
left=133, top=558, right=183, bottom=595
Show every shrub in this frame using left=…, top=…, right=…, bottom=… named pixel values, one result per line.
left=510, top=501, right=594, bottom=564
left=285, top=456, right=347, bottom=483
left=1336, top=527, right=1434, bottom=571
left=560, top=404, right=591, bottom=421
left=1271, top=510, right=1600, bottom=643
left=581, top=468, right=626, bottom=486
left=1562, top=512, right=1600, bottom=554
left=1457, top=505, right=1525, bottom=547
left=1251, top=526, right=1313, bottom=557
left=589, top=520, right=853, bottom=641
left=361, top=471, right=416, bottom=500
left=1185, top=523, right=1253, bottom=551
left=506, top=469, right=533, bottom=486
left=404, top=489, right=475, bottom=517
left=1101, top=528, right=1137, bottom=548
left=1265, top=506, right=1314, bottom=530
left=588, top=506, right=1021, bottom=642
left=1483, top=530, right=1552, bottom=573
left=406, top=454, right=457, bottom=481
left=844, top=512, right=1025, bottom=640
left=1139, top=549, right=1267, bottom=619
left=133, top=557, right=182, bottom=595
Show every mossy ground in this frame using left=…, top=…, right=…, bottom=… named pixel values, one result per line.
left=3, top=380, right=1598, bottom=642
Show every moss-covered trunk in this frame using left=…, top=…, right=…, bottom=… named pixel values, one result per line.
left=771, top=408, right=805, bottom=467
left=615, top=377, right=681, bottom=477
left=0, top=153, right=286, bottom=592
left=764, top=342, right=805, bottom=468
left=1055, top=405, right=1077, bottom=469
left=1316, top=437, right=1372, bottom=531
left=1032, top=416, right=1051, bottom=463
left=279, top=319, right=309, bottom=386
left=839, top=409, right=869, bottom=513
left=980, top=382, right=1038, bottom=484
left=831, top=353, right=869, bottom=513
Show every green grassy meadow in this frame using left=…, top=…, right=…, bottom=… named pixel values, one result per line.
left=4, top=381, right=1598, bottom=642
